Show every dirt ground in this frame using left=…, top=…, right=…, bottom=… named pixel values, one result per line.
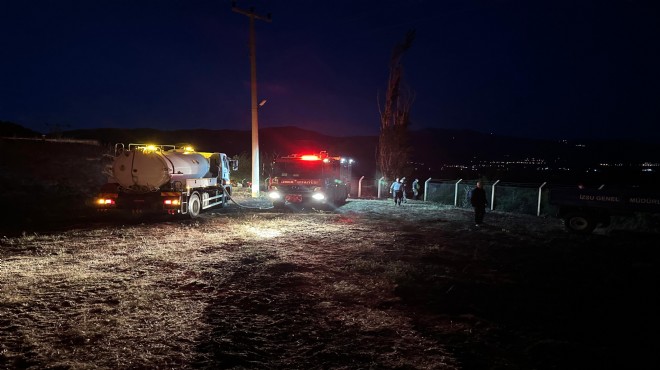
left=1, top=194, right=658, bottom=370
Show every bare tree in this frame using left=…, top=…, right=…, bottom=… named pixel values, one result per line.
left=377, top=30, right=416, bottom=180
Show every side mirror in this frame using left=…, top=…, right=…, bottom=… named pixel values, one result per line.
left=230, top=159, right=239, bottom=171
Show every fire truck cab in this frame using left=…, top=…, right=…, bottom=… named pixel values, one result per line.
left=268, top=151, right=351, bottom=208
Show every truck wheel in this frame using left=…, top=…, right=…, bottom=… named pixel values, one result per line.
left=564, top=213, right=597, bottom=234
left=188, top=192, right=202, bottom=218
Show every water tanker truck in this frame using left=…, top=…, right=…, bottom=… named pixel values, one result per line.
left=95, top=143, right=237, bottom=217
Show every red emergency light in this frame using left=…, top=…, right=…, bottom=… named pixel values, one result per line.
left=300, top=154, right=321, bottom=161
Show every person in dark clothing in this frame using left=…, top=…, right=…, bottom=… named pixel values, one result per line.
left=412, top=178, right=420, bottom=200
left=400, top=177, right=408, bottom=203
left=470, top=181, right=488, bottom=226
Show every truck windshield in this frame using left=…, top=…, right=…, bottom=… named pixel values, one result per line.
left=272, top=161, right=324, bottom=178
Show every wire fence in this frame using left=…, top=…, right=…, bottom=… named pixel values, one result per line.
left=359, top=177, right=565, bottom=217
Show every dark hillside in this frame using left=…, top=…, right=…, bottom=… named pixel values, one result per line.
left=0, top=138, right=109, bottom=235
left=409, top=128, right=660, bottom=166
left=62, top=126, right=380, bottom=177
left=0, top=120, right=42, bottom=137
left=4, top=121, right=659, bottom=187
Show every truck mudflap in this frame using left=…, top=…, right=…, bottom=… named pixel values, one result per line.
left=115, top=192, right=166, bottom=211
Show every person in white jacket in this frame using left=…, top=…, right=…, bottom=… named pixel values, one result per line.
left=389, top=178, right=403, bottom=205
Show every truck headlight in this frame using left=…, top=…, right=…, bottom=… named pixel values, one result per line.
left=312, top=193, right=325, bottom=200
left=269, top=191, right=281, bottom=200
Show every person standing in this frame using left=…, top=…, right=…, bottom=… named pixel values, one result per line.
left=412, top=178, right=420, bottom=200
left=390, top=178, right=402, bottom=205
left=389, top=178, right=399, bottom=199
left=400, top=177, right=408, bottom=203
left=470, top=181, right=488, bottom=226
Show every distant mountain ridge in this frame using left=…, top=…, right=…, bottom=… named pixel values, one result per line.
left=2, top=121, right=659, bottom=179
left=0, top=120, right=41, bottom=138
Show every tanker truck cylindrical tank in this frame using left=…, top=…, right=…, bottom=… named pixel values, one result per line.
left=112, top=149, right=211, bottom=191
left=165, top=151, right=211, bottom=182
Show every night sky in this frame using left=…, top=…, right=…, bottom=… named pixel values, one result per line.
left=1, top=0, right=659, bottom=142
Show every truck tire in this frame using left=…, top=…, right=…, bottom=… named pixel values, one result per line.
left=564, top=213, right=597, bottom=234
left=188, top=192, right=202, bottom=218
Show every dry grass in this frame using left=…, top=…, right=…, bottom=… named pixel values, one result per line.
left=1, top=196, right=658, bottom=369
left=1, top=140, right=658, bottom=369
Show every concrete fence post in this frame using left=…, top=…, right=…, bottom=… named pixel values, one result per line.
left=377, top=177, right=385, bottom=199
left=454, top=179, right=463, bottom=206
left=537, top=182, right=547, bottom=216
left=358, top=176, right=365, bottom=198
left=423, top=177, right=432, bottom=202
left=491, top=180, right=501, bottom=211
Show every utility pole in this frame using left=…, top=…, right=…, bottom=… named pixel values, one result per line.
left=232, top=2, right=271, bottom=198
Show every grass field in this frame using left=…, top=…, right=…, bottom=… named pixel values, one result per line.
left=1, top=195, right=658, bottom=369
left=1, top=138, right=658, bottom=369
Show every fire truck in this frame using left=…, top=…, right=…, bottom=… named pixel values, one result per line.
left=267, top=151, right=352, bottom=208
